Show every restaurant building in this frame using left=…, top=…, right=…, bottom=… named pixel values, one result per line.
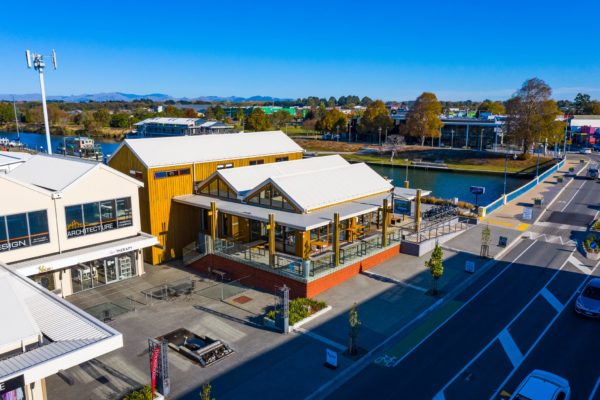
left=0, top=262, right=122, bottom=400
left=174, top=155, right=406, bottom=298
left=108, top=131, right=304, bottom=264
left=0, top=154, right=157, bottom=297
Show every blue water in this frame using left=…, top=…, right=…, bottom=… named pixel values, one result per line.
left=1, top=131, right=121, bottom=156
left=370, top=164, right=529, bottom=206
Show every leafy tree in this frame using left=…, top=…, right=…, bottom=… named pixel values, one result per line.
left=81, top=111, right=101, bottom=134
left=183, top=108, right=198, bottom=118
left=24, top=107, right=43, bottom=124
left=591, top=101, right=600, bottom=115
left=163, top=105, right=184, bottom=117
left=327, top=96, right=337, bottom=108
left=246, top=108, right=272, bottom=131
left=348, top=304, right=361, bottom=356
left=110, top=112, right=131, bottom=128
left=213, top=105, right=226, bottom=121
left=504, top=78, right=563, bottom=154
left=574, top=93, right=592, bottom=114
left=270, top=110, right=293, bottom=129
left=200, top=383, right=215, bottom=400
left=425, top=244, right=444, bottom=295
left=317, top=102, right=327, bottom=119
left=316, top=108, right=347, bottom=133
left=360, top=96, right=373, bottom=107
left=402, top=92, right=443, bottom=146
left=0, top=103, right=14, bottom=124
left=477, top=100, right=505, bottom=115
left=358, top=100, right=392, bottom=136
left=235, top=108, right=245, bottom=122
left=93, top=109, right=111, bottom=127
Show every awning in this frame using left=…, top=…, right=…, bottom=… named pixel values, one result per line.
left=393, top=187, right=431, bottom=200
left=9, top=233, right=158, bottom=277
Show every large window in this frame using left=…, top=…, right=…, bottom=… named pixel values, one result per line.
left=199, top=177, right=237, bottom=200
left=0, top=210, right=50, bottom=253
left=154, top=168, right=191, bottom=179
left=66, top=197, right=133, bottom=238
left=247, top=185, right=297, bottom=212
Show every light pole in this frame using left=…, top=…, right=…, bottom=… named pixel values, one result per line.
left=348, top=121, right=351, bottom=142
left=384, top=128, right=388, bottom=146
left=378, top=127, right=382, bottom=147
left=536, top=143, right=541, bottom=178
left=562, top=119, right=568, bottom=158
left=25, top=49, right=57, bottom=155
left=404, top=159, right=409, bottom=188
left=336, top=125, right=340, bottom=141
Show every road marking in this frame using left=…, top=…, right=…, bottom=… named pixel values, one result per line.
left=589, top=376, right=600, bottom=400
left=361, top=270, right=428, bottom=292
left=389, top=240, right=539, bottom=368
left=498, top=330, right=523, bottom=368
left=436, top=247, right=574, bottom=397
left=561, top=178, right=587, bottom=212
left=540, top=287, right=563, bottom=313
left=491, top=260, right=600, bottom=399
left=293, top=327, right=346, bottom=352
left=568, top=255, right=592, bottom=275
left=516, top=223, right=529, bottom=231
left=433, top=392, right=446, bottom=400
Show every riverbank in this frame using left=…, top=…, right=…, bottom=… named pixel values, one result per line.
left=0, top=123, right=127, bottom=140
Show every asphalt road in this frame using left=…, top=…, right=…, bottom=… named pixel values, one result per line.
left=326, top=157, right=600, bottom=400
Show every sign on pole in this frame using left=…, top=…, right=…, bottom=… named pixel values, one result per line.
left=325, top=348, right=338, bottom=369
left=522, top=207, right=533, bottom=220
left=148, top=339, right=170, bottom=397
left=465, top=260, right=475, bottom=273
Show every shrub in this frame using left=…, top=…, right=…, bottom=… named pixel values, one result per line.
left=267, top=298, right=327, bottom=325
left=584, top=234, right=600, bottom=253
left=123, top=386, right=152, bottom=400
left=593, top=220, right=600, bottom=231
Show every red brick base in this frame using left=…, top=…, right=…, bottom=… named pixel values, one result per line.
left=189, top=244, right=401, bottom=299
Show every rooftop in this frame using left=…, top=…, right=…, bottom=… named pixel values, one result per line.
left=116, top=130, right=304, bottom=168
left=0, top=151, right=32, bottom=168
left=134, top=117, right=204, bottom=126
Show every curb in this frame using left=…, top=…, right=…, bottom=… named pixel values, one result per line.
left=290, top=305, right=332, bottom=332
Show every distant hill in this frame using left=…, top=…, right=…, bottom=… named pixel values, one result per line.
left=0, top=92, right=293, bottom=103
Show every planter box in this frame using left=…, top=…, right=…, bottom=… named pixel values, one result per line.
left=569, top=167, right=575, bottom=172
left=556, top=175, right=564, bottom=183
left=590, top=220, right=600, bottom=233
left=583, top=247, right=600, bottom=261
left=263, top=317, right=276, bottom=329
left=533, top=197, right=544, bottom=207
left=290, top=305, right=332, bottom=332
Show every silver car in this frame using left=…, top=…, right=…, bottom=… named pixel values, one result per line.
left=575, top=278, right=600, bottom=318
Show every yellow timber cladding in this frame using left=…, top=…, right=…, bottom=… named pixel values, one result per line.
left=109, top=145, right=303, bottom=264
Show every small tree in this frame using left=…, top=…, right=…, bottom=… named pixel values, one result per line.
left=200, top=382, right=215, bottom=400
left=480, top=224, right=491, bottom=258
left=425, top=244, right=444, bottom=295
left=348, top=304, right=361, bottom=356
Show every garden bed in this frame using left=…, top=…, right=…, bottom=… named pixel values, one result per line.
left=264, top=298, right=329, bottom=332
left=583, top=234, right=600, bottom=260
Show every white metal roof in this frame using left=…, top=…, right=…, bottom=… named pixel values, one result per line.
left=570, top=118, right=600, bottom=128
left=0, top=272, right=40, bottom=351
left=215, top=155, right=348, bottom=196
left=6, top=154, right=142, bottom=192
left=117, top=130, right=304, bottom=168
left=0, top=263, right=122, bottom=383
left=393, top=187, right=432, bottom=200
left=134, top=117, right=204, bottom=126
left=0, top=151, right=32, bottom=167
left=250, top=162, right=393, bottom=212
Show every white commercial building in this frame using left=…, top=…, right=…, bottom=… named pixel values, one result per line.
left=0, top=263, right=122, bottom=400
left=0, top=154, right=158, bottom=297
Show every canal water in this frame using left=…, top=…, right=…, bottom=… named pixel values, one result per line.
left=1, top=131, right=121, bottom=156
left=371, top=164, right=530, bottom=206
left=3, top=131, right=529, bottom=206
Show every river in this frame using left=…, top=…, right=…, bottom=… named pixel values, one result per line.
left=370, top=164, right=529, bottom=206
left=1, top=131, right=121, bottom=155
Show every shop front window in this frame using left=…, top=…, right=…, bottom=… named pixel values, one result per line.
left=66, top=197, right=133, bottom=238
left=0, top=210, right=50, bottom=253
left=31, top=272, right=55, bottom=291
left=70, top=251, right=137, bottom=294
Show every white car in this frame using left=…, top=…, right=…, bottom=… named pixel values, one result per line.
left=580, top=148, right=592, bottom=154
left=509, top=370, right=570, bottom=400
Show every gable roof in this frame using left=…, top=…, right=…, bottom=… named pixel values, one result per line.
left=113, top=130, right=304, bottom=168
left=246, top=162, right=393, bottom=212
left=7, top=154, right=142, bottom=192
left=134, top=117, right=204, bottom=126
left=212, top=155, right=348, bottom=196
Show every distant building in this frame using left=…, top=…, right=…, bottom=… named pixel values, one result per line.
left=569, top=115, right=600, bottom=146
left=133, top=117, right=234, bottom=137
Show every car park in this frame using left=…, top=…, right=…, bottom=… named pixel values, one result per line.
left=575, top=277, right=600, bottom=318
left=509, top=370, right=570, bottom=400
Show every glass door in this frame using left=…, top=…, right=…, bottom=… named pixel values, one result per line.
left=104, top=257, right=119, bottom=283
left=78, top=265, right=94, bottom=291
left=118, top=255, right=133, bottom=279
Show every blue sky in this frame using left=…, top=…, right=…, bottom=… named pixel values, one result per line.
left=1, top=0, right=599, bottom=101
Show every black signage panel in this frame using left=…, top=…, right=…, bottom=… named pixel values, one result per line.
left=0, top=375, right=25, bottom=395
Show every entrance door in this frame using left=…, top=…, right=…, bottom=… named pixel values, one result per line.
left=118, top=255, right=133, bottom=279
left=78, top=265, right=94, bottom=291
left=104, top=258, right=119, bottom=283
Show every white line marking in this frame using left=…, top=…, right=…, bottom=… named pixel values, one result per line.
left=568, top=255, right=592, bottom=275
left=491, top=260, right=600, bottom=399
left=561, top=179, right=587, bottom=212
left=391, top=240, right=539, bottom=368
left=294, top=327, right=346, bottom=352
left=436, top=247, right=574, bottom=396
left=589, top=376, right=600, bottom=400
left=540, top=287, right=563, bottom=313
left=498, top=330, right=524, bottom=368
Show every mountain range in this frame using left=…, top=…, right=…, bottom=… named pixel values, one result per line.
left=0, top=92, right=293, bottom=103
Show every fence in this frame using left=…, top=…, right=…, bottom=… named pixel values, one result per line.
left=480, top=159, right=565, bottom=217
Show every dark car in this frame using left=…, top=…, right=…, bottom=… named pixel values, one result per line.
left=575, top=278, right=600, bottom=318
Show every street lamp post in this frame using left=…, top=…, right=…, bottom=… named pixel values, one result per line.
left=536, top=143, right=541, bottom=178
left=378, top=127, right=382, bottom=147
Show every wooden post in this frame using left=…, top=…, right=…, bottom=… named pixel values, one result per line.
left=333, top=213, right=340, bottom=266
left=209, top=201, right=217, bottom=252
left=268, top=213, right=275, bottom=267
left=382, top=199, right=389, bottom=247
left=415, top=189, right=422, bottom=233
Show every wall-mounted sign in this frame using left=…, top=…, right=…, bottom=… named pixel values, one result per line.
left=0, top=375, right=24, bottom=396
left=393, top=199, right=412, bottom=215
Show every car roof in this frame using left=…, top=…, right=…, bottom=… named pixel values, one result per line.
left=587, top=277, right=600, bottom=288
left=520, top=376, right=561, bottom=398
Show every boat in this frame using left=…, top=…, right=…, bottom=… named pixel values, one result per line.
left=57, top=136, right=103, bottom=159
left=0, top=138, right=9, bottom=147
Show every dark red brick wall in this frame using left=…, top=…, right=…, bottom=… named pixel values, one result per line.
left=189, top=244, right=400, bottom=299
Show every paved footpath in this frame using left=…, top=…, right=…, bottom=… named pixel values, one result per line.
left=314, top=156, right=600, bottom=400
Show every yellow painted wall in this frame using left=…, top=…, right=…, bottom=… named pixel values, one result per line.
left=110, top=145, right=303, bottom=264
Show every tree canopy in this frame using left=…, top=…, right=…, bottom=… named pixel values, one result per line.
left=358, top=100, right=393, bottom=135
left=316, top=108, right=348, bottom=133
left=269, top=110, right=293, bottom=129
left=246, top=108, right=272, bottom=131
left=402, top=92, right=443, bottom=146
left=477, top=100, right=505, bottom=115
left=504, top=78, right=564, bottom=153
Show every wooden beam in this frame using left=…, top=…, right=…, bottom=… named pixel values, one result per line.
left=415, top=189, right=422, bottom=232
left=209, top=201, right=217, bottom=251
left=268, top=213, right=276, bottom=267
left=382, top=199, right=389, bottom=247
left=334, top=213, right=340, bottom=266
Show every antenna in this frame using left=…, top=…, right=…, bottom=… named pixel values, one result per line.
left=51, top=49, right=58, bottom=69
left=25, top=50, right=32, bottom=68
